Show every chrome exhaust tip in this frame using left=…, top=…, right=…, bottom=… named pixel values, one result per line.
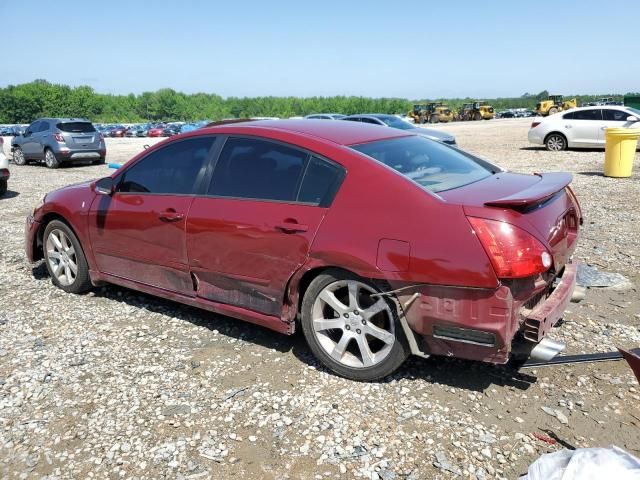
left=529, top=338, right=566, bottom=362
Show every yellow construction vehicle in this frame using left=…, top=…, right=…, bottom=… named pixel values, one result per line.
left=458, top=102, right=495, bottom=121
left=535, top=95, right=577, bottom=116
left=408, top=103, right=456, bottom=123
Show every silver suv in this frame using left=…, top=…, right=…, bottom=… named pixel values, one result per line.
left=11, top=118, right=107, bottom=168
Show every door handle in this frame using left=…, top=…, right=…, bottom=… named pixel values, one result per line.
left=274, top=221, right=308, bottom=233
left=564, top=125, right=572, bottom=129
left=159, top=210, right=184, bottom=222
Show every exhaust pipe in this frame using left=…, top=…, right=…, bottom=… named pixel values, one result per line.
left=529, top=338, right=566, bottom=362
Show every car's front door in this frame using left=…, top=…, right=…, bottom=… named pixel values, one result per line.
left=21, top=121, right=41, bottom=158
left=34, top=120, right=50, bottom=159
left=88, top=136, right=216, bottom=294
left=186, top=136, right=345, bottom=317
left=567, top=108, right=602, bottom=147
left=597, top=108, right=636, bottom=145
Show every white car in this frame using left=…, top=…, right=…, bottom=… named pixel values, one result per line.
left=528, top=105, right=640, bottom=151
left=0, top=137, right=9, bottom=196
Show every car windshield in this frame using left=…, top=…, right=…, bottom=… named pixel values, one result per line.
left=352, top=136, right=493, bottom=193
left=56, top=122, right=96, bottom=133
left=377, top=116, right=415, bottom=130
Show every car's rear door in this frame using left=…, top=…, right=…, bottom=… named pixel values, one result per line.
left=186, top=136, right=345, bottom=317
left=568, top=108, right=602, bottom=146
left=88, top=136, right=217, bottom=294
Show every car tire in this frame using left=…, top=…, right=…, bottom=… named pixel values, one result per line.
left=42, top=220, right=92, bottom=294
left=300, top=269, right=410, bottom=381
left=13, top=147, right=26, bottom=166
left=0, top=179, right=7, bottom=196
left=44, top=149, right=60, bottom=169
left=545, top=133, right=567, bottom=151
left=92, top=157, right=106, bottom=165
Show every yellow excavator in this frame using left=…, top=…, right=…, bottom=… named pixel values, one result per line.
left=535, top=95, right=577, bottom=116
left=408, top=103, right=455, bottom=123
left=458, top=102, right=495, bottom=121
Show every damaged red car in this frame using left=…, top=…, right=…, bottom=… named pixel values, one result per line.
left=25, top=120, right=581, bottom=381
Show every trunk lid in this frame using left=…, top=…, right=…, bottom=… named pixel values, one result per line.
left=440, top=172, right=581, bottom=271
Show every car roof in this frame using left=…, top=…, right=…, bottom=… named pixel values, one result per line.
left=198, top=119, right=412, bottom=146
left=39, top=118, right=92, bottom=123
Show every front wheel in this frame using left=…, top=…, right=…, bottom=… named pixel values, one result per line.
left=13, top=147, right=26, bottom=166
left=300, top=270, right=409, bottom=381
left=43, top=220, right=92, bottom=293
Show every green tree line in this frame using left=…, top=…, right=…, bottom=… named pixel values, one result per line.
left=0, top=80, right=632, bottom=124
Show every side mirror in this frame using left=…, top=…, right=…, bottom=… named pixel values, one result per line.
left=95, top=177, right=114, bottom=196
left=627, top=116, right=639, bottom=122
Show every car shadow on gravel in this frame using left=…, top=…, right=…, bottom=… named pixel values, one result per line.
left=290, top=341, right=537, bottom=392
left=0, top=190, right=20, bottom=199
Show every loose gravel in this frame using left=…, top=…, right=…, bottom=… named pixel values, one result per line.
left=1, top=120, right=639, bottom=479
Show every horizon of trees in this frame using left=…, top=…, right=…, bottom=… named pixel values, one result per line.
left=0, top=80, right=636, bottom=124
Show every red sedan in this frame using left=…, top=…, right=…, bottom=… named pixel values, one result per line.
left=147, top=127, right=165, bottom=137
left=25, top=120, right=581, bottom=381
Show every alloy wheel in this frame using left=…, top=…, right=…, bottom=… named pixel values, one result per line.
left=547, top=135, right=565, bottom=151
left=311, top=280, right=395, bottom=369
left=45, top=229, right=78, bottom=286
left=13, top=148, right=26, bottom=165
left=45, top=150, right=57, bottom=168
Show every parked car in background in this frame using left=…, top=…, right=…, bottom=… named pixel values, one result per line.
left=109, top=125, right=127, bottom=138
left=528, top=106, right=640, bottom=151
left=162, top=125, right=181, bottom=137
left=25, top=120, right=581, bottom=380
left=147, top=125, right=165, bottom=137
left=179, top=123, right=199, bottom=134
left=305, top=113, right=346, bottom=120
left=341, top=114, right=457, bottom=145
left=0, top=137, right=9, bottom=196
left=11, top=118, right=106, bottom=168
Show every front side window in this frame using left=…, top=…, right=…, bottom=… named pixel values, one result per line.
left=39, top=121, right=50, bottom=132
left=208, top=138, right=307, bottom=202
left=117, top=137, right=214, bottom=194
left=352, top=135, right=493, bottom=193
left=572, top=109, right=602, bottom=121
left=602, top=109, right=629, bottom=121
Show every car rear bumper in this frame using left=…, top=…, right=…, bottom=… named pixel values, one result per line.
left=395, top=263, right=577, bottom=364
left=55, top=148, right=106, bottom=161
left=528, top=129, right=544, bottom=145
left=25, top=215, right=41, bottom=262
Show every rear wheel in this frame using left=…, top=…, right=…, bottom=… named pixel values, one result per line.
left=44, top=149, right=60, bottom=169
left=92, top=157, right=106, bottom=165
left=43, top=220, right=92, bottom=294
left=545, top=133, right=567, bottom=151
left=300, top=270, right=409, bottom=381
left=0, top=179, right=6, bottom=196
left=13, top=147, right=26, bottom=166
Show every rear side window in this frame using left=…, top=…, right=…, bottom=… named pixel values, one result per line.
left=352, top=135, right=492, bottom=193
left=298, top=156, right=344, bottom=206
left=117, top=137, right=214, bottom=195
left=208, top=138, right=307, bottom=202
left=572, top=109, right=602, bottom=120
left=562, top=112, right=574, bottom=120
left=57, top=122, right=96, bottom=133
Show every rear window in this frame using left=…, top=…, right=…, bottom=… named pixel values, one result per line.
left=352, top=136, right=494, bottom=193
left=56, top=122, right=96, bottom=133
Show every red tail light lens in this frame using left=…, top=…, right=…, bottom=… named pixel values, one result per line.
left=54, top=133, right=65, bottom=143
left=467, top=217, right=552, bottom=278
left=531, top=121, right=540, bottom=128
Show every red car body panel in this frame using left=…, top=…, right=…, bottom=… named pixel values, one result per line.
left=25, top=120, right=581, bottom=364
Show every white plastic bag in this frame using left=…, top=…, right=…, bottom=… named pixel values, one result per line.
left=520, top=446, right=640, bottom=480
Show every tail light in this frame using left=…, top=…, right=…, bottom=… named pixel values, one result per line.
left=467, top=217, right=552, bottom=278
left=53, top=133, right=65, bottom=143
left=531, top=121, right=540, bottom=128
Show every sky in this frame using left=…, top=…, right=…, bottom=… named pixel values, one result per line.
left=1, top=0, right=638, bottom=99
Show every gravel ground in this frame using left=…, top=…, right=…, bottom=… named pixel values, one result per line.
left=1, top=119, right=639, bottom=479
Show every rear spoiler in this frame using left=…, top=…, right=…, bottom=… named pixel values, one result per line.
left=484, top=172, right=573, bottom=208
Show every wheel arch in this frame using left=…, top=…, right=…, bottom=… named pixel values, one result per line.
left=543, top=131, right=567, bottom=145
left=34, top=212, right=81, bottom=261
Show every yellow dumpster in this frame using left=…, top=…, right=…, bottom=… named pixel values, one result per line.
left=604, top=127, right=640, bottom=178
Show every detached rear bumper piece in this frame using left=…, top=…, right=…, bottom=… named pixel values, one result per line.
left=394, top=263, right=578, bottom=364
